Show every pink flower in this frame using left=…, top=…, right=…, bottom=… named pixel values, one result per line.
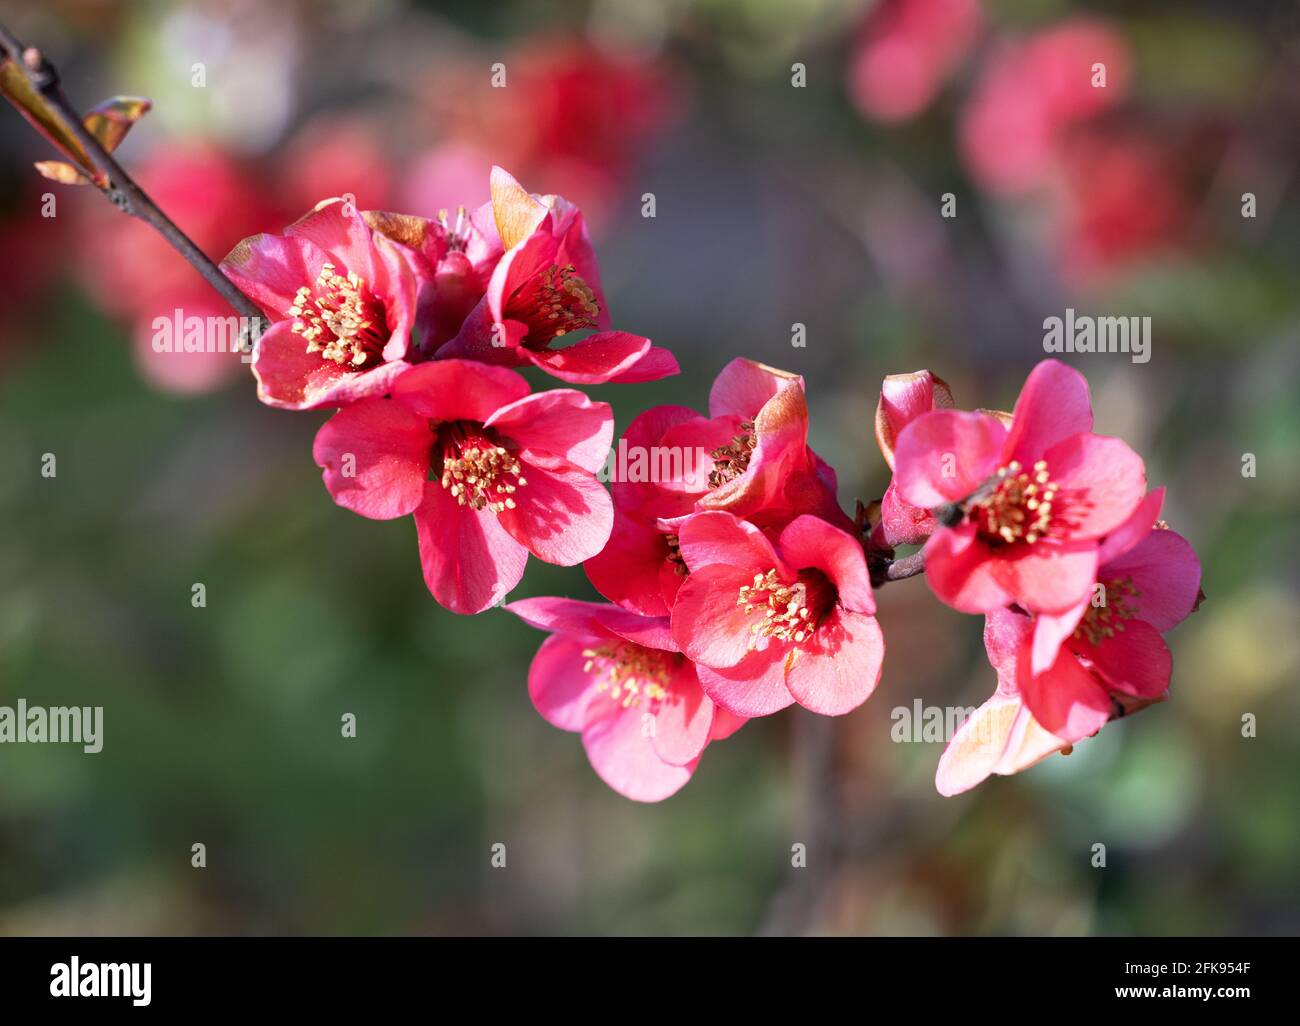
left=220, top=198, right=424, bottom=410
left=312, top=360, right=614, bottom=614
left=1051, top=122, right=1196, bottom=278
left=435, top=167, right=678, bottom=385
left=872, top=368, right=956, bottom=548
left=1019, top=488, right=1202, bottom=742
left=583, top=359, right=850, bottom=617
left=618, top=359, right=847, bottom=528
left=935, top=490, right=1202, bottom=794
left=849, top=0, right=983, bottom=123
left=670, top=512, right=884, bottom=718
left=358, top=206, right=501, bottom=352
left=893, top=359, right=1146, bottom=615
left=934, top=608, right=1081, bottom=796
left=506, top=598, right=744, bottom=801
left=427, top=37, right=679, bottom=226
left=959, top=18, right=1131, bottom=195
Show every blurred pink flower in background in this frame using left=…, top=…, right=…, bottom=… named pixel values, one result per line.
left=848, top=0, right=983, bottom=123
left=75, top=143, right=285, bottom=393
left=1050, top=119, right=1219, bottom=278
left=959, top=18, right=1131, bottom=195
left=418, top=36, right=680, bottom=227
left=277, top=113, right=396, bottom=215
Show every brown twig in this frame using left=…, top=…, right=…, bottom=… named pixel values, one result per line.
left=0, top=22, right=265, bottom=337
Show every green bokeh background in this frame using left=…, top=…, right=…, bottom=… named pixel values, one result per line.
left=0, top=0, right=1297, bottom=934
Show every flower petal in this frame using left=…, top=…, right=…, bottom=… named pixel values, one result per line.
left=486, top=389, right=614, bottom=473
left=936, top=693, right=1070, bottom=796
left=875, top=368, right=955, bottom=470
left=708, top=358, right=803, bottom=419
left=489, top=165, right=550, bottom=250
left=1097, top=487, right=1164, bottom=566
left=498, top=450, right=613, bottom=566
left=921, top=524, right=1016, bottom=613
left=312, top=398, right=430, bottom=519
left=1017, top=643, right=1113, bottom=744
left=1031, top=597, right=1090, bottom=676
left=653, top=661, right=714, bottom=766
left=414, top=481, right=528, bottom=614
left=894, top=409, right=1007, bottom=509
left=527, top=633, right=599, bottom=732
left=391, top=359, right=530, bottom=423
left=526, top=332, right=674, bottom=385
left=251, top=319, right=411, bottom=410
left=1004, top=359, right=1094, bottom=463
left=783, top=608, right=885, bottom=716
left=581, top=706, right=695, bottom=802
left=777, top=515, right=876, bottom=614
left=1102, top=528, right=1201, bottom=632
left=1043, top=433, right=1146, bottom=540
left=993, top=542, right=1099, bottom=614
left=584, top=510, right=679, bottom=618
left=695, top=648, right=795, bottom=717
left=1074, top=618, right=1172, bottom=698
left=676, top=511, right=787, bottom=576
left=672, top=564, right=770, bottom=670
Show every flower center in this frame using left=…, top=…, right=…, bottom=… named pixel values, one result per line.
left=973, top=459, right=1059, bottom=545
left=436, top=423, right=527, bottom=513
left=437, top=205, right=470, bottom=252
left=664, top=533, right=688, bottom=577
left=581, top=642, right=675, bottom=709
left=709, top=421, right=757, bottom=489
left=288, top=262, right=387, bottom=368
left=1073, top=576, right=1140, bottom=646
left=737, top=568, right=835, bottom=649
left=509, top=263, right=600, bottom=346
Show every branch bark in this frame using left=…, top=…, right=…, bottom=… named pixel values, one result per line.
left=0, top=22, right=265, bottom=336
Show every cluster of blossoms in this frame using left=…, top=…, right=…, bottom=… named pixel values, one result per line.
left=849, top=3, right=1219, bottom=278
left=220, top=168, right=1200, bottom=803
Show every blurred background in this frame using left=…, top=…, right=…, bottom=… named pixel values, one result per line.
left=0, top=0, right=1297, bottom=935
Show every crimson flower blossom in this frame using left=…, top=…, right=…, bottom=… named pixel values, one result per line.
left=221, top=198, right=423, bottom=409
left=935, top=489, right=1201, bottom=794
left=670, top=512, right=884, bottom=718
left=872, top=368, right=955, bottom=548
left=583, top=358, right=849, bottom=617
left=436, top=166, right=677, bottom=385
left=892, top=359, right=1146, bottom=616
left=507, top=597, right=745, bottom=801
left=312, top=360, right=613, bottom=614
left=1019, top=487, right=1202, bottom=742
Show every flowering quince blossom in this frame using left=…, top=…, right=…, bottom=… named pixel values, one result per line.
left=848, top=0, right=983, bottom=124
left=584, top=358, right=849, bottom=617
left=959, top=18, right=1132, bottom=195
left=670, top=512, right=884, bottom=718
left=892, top=359, right=1146, bottom=616
left=436, top=166, right=678, bottom=385
left=312, top=360, right=613, bottom=614
left=935, top=488, right=1202, bottom=795
left=506, top=598, right=745, bottom=801
left=872, top=368, right=955, bottom=548
left=221, top=198, right=424, bottom=409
